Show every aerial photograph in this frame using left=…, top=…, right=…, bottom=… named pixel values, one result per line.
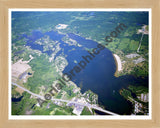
left=11, top=10, right=150, bottom=117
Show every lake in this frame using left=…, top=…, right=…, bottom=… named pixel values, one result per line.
left=22, top=30, right=148, bottom=115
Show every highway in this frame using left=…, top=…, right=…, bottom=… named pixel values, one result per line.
left=12, top=82, right=119, bottom=116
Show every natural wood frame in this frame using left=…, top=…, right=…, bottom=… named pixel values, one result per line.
left=0, top=0, right=160, bottom=127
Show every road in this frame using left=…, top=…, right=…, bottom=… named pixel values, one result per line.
left=137, top=33, right=144, bottom=53
left=12, top=82, right=119, bottom=116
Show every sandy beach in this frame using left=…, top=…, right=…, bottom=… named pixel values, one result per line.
left=113, top=54, right=122, bottom=72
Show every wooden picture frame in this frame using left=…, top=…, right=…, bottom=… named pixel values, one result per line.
left=0, top=0, right=160, bottom=127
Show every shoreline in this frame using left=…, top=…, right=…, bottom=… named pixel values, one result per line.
left=113, top=54, right=122, bottom=76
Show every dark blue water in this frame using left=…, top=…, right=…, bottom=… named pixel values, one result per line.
left=22, top=30, right=148, bottom=115
left=12, top=96, right=23, bottom=102
left=28, top=72, right=32, bottom=75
